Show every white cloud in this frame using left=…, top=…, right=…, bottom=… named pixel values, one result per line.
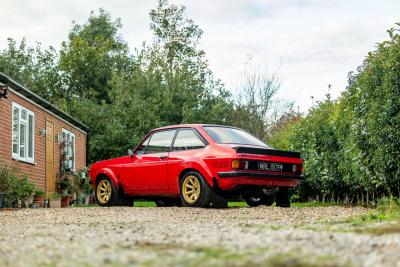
left=0, top=0, right=398, bottom=111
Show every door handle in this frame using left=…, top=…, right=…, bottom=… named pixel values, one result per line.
left=160, top=155, right=168, bottom=160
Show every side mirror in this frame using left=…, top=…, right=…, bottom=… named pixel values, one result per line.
left=127, top=149, right=134, bottom=156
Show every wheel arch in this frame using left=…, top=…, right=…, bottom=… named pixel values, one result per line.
left=95, top=168, right=119, bottom=189
left=178, top=167, right=213, bottom=188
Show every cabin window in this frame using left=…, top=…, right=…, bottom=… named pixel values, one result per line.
left=62, top=129, right=75, bottom=171
left=12, top=103, right=35, bottom=163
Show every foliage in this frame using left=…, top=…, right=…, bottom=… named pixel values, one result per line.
left=267, top=105, right=302, bottom=150
left=375, top=197, right=400, bottom=220
left=59, top=8, right=131, bottom=103
left=0, top=39, right=62, bottom=103
left=49, top=192, right=61, bottom=200
left=0, top=163, right=35, bottom=207
left=268, top=24, right=400, bottom=203
left=56, top=178, right=72, bottom=191
left=34, top=189, right=46, bottom=197
left=344, top=25, right=400, bottom=198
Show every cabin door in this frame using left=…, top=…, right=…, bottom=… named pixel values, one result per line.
left=45, top=120, right=55, bottom=193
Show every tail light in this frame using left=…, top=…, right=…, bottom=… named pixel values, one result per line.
left=232, top=160, right=249, bottom=170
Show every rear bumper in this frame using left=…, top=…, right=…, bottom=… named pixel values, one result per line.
left=215, top=171, right=302, bottom=190
left=218, top=171, right=304, bottom=180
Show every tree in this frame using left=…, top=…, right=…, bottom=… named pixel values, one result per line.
left=267, top=104, right=302, bottom=149
left=63, top=1, right=234, bottom=162
left=230, top=57, right=282, bottom=140
left=0, top=38, right=62, bottom=103
left=138, top=0, right=233, bottom=126
left=59, top=8, right=131, bottom=103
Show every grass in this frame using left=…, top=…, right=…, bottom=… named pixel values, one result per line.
left=136, top=241, right=344, bottom=267
left=306, top=197, right=400, bottom=235
left=134, top=201, right=156, bottom=207
left=73, top=200, right=345, bottom=208
left=134, top=200, right=343, bottom=208
left=343, top=197, right=400, bottom=224
left=291, top=202, right=344, bottom=208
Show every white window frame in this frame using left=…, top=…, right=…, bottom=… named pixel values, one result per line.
left=12, top=102, right=35, bottom=164
left=62, top=128, right=76, bottom=171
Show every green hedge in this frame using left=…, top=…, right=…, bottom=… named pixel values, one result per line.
left=268, top=25, right=400, bottom=204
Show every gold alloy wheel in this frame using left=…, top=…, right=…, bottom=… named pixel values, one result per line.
left=97, top=179, right=112, bottom=204
left=182, top=175, right=201, bottom=204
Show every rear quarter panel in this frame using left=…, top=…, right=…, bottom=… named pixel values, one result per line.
left=167, top=144, right=236, bottom=194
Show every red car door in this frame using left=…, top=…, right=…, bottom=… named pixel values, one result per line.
left=122, top=129, right=176, bottom=194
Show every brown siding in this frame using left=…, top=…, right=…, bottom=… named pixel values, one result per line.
left=0, top=88, right=87, bottom=191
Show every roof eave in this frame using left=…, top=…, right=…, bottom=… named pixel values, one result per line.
left=0, top=72, right=90, bottom=133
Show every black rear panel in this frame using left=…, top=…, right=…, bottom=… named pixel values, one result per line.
left=232, top=146, right=301, bottom=159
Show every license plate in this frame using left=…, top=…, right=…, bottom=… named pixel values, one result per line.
left=258, top=162, right=283, bottom=171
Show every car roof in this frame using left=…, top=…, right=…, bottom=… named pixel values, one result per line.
left=153, top=124, right=239, bottom=131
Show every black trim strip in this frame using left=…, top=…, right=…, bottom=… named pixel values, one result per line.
left=218, top=171, right=304, bottom=180
left=233, top=146, right=301, bottom=158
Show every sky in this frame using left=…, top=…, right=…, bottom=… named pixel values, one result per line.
left=0, top=0, right=399, bottom=111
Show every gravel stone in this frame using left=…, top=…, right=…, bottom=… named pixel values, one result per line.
left=0, top=206, right=399, bottom=267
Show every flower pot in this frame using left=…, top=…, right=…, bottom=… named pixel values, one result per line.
left=34, top=196, right=45, bottom=208
left=61, top=196, right=70, bottom=208
left=24, top=196, right=34, bottom=208
left=49, top=199, right=61, bottom=208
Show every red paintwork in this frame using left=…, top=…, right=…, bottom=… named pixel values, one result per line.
left=90, top=124, right=303, bottom=197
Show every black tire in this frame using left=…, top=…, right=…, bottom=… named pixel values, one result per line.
left=95, top=176, right=134, bottom=207
left=95, top=176, right=119, bottom=207
left=116, top=195, right=135, bottom=207
left=155, top=198, right=182, bottom=207
left=244, top=193, right=275, bottom=207
left=276, top=187, right=290, bottom=207
left=180, top=171, right=227, bottom=208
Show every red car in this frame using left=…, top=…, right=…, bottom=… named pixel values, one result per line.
left=90, top=124, right=303, bottom=208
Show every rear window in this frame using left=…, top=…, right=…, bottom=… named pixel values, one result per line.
left=203, top=126, right=268, bottom=147
left=173, top=129, right=206, bottom=151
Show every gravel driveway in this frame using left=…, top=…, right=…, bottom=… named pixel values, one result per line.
left=0, top=206, right=399, bottom=267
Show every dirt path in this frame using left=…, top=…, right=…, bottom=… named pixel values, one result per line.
left=0, top=206, right=399, bottom=267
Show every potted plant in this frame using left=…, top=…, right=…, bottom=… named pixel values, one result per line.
left=56, top=178, right=72, bottom=196
left=73, top=168, right=92, bottom=206
left=48, top=193, right=61, bottom=208
left=34, top=189, right=46, bottom=207
left=61, top=195, right=71, bottom=208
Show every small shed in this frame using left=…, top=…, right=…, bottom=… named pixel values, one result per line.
left=0, top=73, right=90, bottom=193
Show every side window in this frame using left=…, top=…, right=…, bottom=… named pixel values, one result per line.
left=136, top=136, right=151, bottom=154
left=12, top=102, right=35, bottom=163
left=173, top=129, right=206, bottom=151
left=145, top=130, right=176, bottom=154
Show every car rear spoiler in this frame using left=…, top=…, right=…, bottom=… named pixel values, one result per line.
left=232, top=146, right=301, bottom=159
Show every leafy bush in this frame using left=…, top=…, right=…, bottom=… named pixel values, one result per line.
left=267, top=24, right=400, bottom=204
left=0, top=163, right=35, bottom=207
